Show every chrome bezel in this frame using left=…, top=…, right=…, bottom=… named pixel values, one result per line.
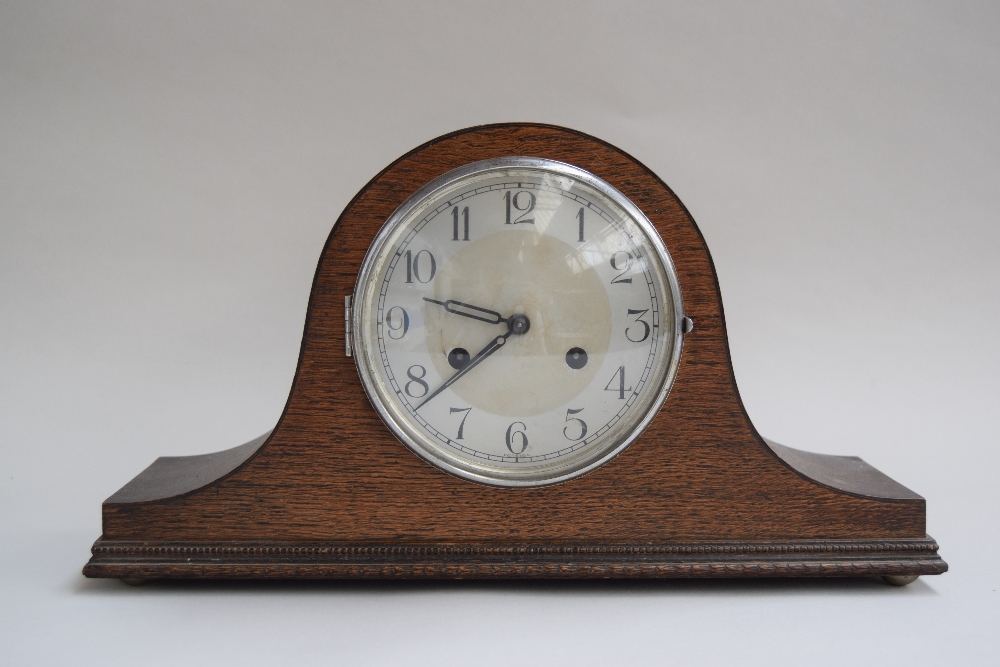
left=352, top=157, right=685, bottom=487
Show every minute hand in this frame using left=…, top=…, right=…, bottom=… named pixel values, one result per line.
left=414, top=330, right=512, bottom=410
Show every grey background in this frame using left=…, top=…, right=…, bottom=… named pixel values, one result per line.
left=2, top=1, right=997, bottom=664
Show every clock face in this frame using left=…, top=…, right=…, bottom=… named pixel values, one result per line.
left=352, top=158, right=684, bottom=486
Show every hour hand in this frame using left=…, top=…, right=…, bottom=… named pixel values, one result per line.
left=423, top=297, right=507, bottom=325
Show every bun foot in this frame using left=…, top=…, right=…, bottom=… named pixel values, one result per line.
left=882, top=574, right=919, bottom=586
left=119, top=577, right=148, bottom=586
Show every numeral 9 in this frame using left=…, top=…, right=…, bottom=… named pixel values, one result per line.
left=385, top=306, right=409, bottom=340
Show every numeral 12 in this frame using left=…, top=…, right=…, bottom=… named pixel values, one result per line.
left=504, top=190, right=535, bottom=225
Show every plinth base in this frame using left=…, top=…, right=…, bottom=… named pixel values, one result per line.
left=84, top=536, right=947, bottom=580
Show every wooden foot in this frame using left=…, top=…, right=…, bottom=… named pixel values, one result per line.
left=119, top=577, right=148, bottom=586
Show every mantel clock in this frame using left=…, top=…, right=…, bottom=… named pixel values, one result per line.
left=83, top=124, right=947, bottom=585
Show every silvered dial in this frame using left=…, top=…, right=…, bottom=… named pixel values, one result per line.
left=353, top=158, right=684, bottom=487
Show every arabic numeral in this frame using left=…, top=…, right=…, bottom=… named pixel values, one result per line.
left=504, top=190, right=535, bottom=225
left=405, top=365, right=429, bottom=398
left=505, top=421, right=528, bottom=454
left=563, top=408, right=588, bottom=441
left=450, top=407, right=471, bottom=440
left=604, top=366, right=633, bottom=400
left=405, top=249, right=436, bottom=284
left=385, top=306, right=409, bottom=340
left=610, top=251, right=633, bottom=284
left=625, top=308, right=650, bottom=343
left=452, top=206, right=469, bottom=241
left=577, top=207, right=585, bottom=242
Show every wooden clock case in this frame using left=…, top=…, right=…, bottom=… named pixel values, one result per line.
left=83, top=124, right=947, bottom=582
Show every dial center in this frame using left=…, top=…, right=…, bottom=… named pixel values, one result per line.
left=507, top=313, right=530, bottom=335
left=424, top=229, right=612, bottom=417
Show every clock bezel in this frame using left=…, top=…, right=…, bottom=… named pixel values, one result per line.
left=351, top=157, right=686, bottom=487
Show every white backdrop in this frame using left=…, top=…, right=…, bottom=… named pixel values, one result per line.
left=2, top=1, right=998, bottom=664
